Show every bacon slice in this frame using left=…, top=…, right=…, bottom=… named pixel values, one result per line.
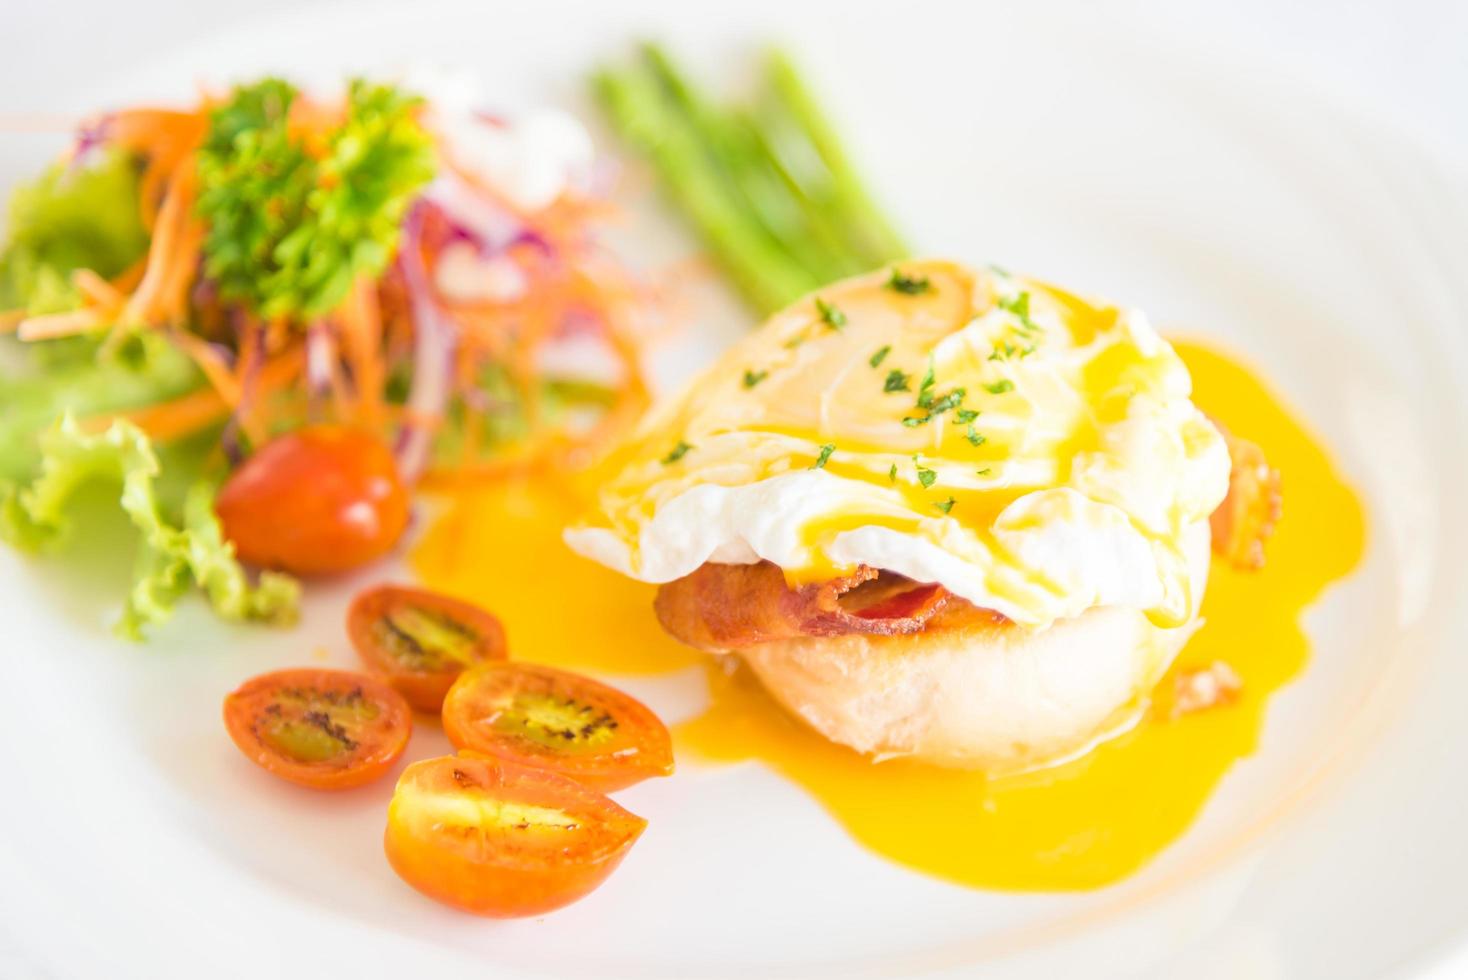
left=1211, top=430, right=1283, bottom=570
left=653, top=561, right=951, bottom=653
left=659, top=425, right=1278, bottom=653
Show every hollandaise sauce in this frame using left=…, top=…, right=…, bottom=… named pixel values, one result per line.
left=413, top=340, right=1364, bottom=891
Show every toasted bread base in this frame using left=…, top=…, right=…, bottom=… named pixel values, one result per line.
left=736, top=521, right=1212, bottom=772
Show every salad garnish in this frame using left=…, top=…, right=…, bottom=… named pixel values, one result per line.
left=0, top=75, right=655, bottom=636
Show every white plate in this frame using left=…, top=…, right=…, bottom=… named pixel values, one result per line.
left=3, top=2, right=1467, bottom=978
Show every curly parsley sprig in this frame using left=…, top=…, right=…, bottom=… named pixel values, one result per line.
left=196, top=78, right=436, bottom=322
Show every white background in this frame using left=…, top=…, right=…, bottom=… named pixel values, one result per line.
left=1, top=2, right=1465, bottom=978
left=4, top=0, right=1466, bottom=169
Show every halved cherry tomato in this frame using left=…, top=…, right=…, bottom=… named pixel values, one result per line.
left=223, top=668, right=412, bottom=790
left=441, top=662, right=673, bottom=791
left=215, top=425, right=410, bottom=576
left=348, top=585, right=508, bottom=712
left=384, top=754, right=646, bottom=917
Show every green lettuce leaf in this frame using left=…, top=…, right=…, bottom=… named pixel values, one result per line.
left=0, top=415, right=299, bottom=639
left=0, top=146, right=200, bottom=481
left=0, top=332, right=204, bottom=482
left=0, top=149, right=150, bottom=314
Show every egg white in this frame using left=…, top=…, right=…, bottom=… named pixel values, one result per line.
left=567, top=260, right=1229, bottom=631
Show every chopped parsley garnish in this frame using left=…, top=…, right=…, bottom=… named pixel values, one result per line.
left=984, top=379, right=1015, bottom=395
left=197, top=78, right=435, bottom=320
left=887, top=268, right=932, bottom=295
left=988, top=340, right=1018, bottom=362
left=916, top=464, right=937, bottom=488
left=926, top=387, right=966, bottom=415
left=869, top=345, right=892, bottom=368
left=888, top=464, right=898, bottom=482
left=998, top=291, right=1041, bottom=334
left=815, top=297, right=847, bottom=329
left=899, top=358, right=964, bottom=425
left=955, top=409, right=979, bottom=424
left=812, top=443, right=836, bottom=469
left=915, top=357, right=936, bottom=408
left=742, top=369, right=768, bottom=389
left=661, top=440, right=693, bottom=464
left=934, top=497, right=956, bottom=514
left=965, top=426, right=986, bottom=447
left=997, top=291, right=1029, bottom=318
left=976, top=467, right=992, bottom=476
left=883, top=369, right=911, bottom=393
left=784, top=334, right=807, bottom=349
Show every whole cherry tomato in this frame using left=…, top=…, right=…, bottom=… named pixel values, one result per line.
left=216, top=426, right=410, bottom=575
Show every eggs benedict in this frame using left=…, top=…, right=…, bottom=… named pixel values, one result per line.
left=566, top=259, right=1273, bottom=772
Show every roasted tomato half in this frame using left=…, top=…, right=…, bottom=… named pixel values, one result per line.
left=215, top=425, right=410, bottom=576
left=385, top=754, right=647, bottom=917
left=441, top=663, right=673, bottom=791
left=223, top=668, right=412, bottom=790
left=348, top=585, right=508, bottom=712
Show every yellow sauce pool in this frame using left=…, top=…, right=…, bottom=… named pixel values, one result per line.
left=413, top=340, right=1365, bottom=890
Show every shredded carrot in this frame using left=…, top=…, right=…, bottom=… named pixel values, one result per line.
left=234, top=317, right=262, bottom=385
left=7, top=260, right=153, bottom=343
left=442, top=305, right=516, bottom=359
left=102, top=387, right=228, bottom=442
left=171, top=330, right=242, bottom=406
left=17, top=308, right=102, bottom=341
left=104, top=109, right=207, bottom=229
left=328, top=358, right=352, bottom=420
left=400, top=405, right=445, bottom=431
left=421, top=257, right=652, bottom=486
left=105, top=109, right=208, bottom=154
left=111, top=259, right=147, bottom=294
left=337, top=278, right=386, bottom=427
left=232, top=322, right=268, bottom=447
left=156, top=218, right=205, bottom=325
left=307, top=322, right=352, bottom=421
left=263, top=317, right=290, bottom=356
left=71, top=268, right=125, bottom=308
left=100, top=346, right=303, bottom=443
left=121, top=159, right=199, bottom=329
left=138, top=163, right=170, bottom=230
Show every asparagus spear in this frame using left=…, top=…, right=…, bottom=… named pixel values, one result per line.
left=592, top=44, right=907, bottom=314
left=740, top=103, right=877, bottom=280
left=637, top=44, right=855, bottom=288
left=593, top=63, right=818, bottom=313
left=762, top=48, right=908, bottom=267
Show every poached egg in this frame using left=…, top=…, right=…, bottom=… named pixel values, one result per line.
left=566, top=259, right=1229, bottom=634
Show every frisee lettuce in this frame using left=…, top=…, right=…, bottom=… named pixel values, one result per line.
left=0, top=416, right=298, bottom=639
